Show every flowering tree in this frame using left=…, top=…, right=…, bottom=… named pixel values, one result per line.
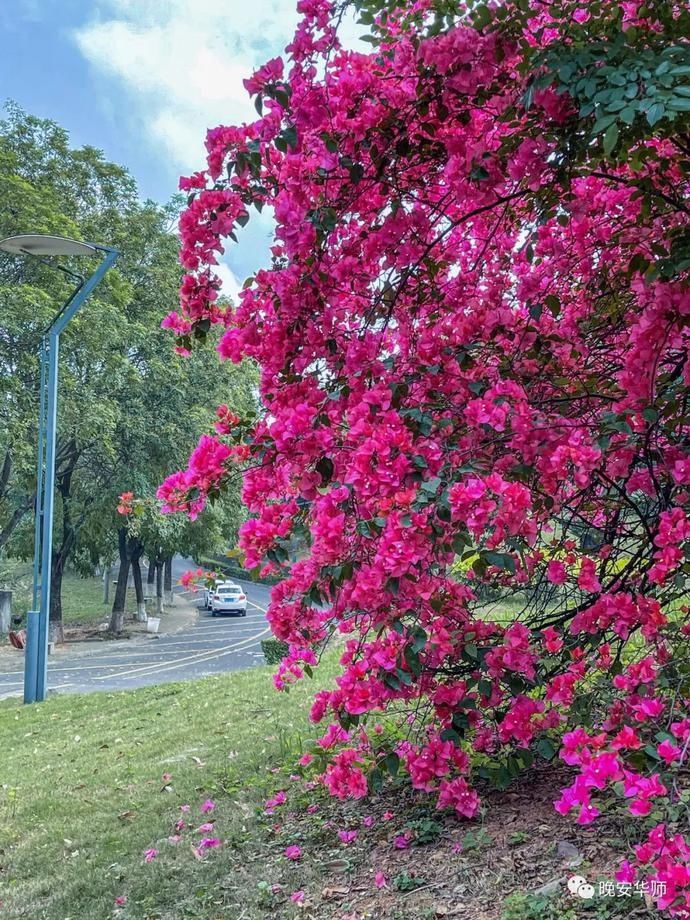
left=162, top=0, right=690, bottom=909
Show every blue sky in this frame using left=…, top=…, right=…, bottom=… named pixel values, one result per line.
left=0, top=0, right=313, bottom=291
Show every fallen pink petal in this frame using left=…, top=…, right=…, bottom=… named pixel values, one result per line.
left=199, top=837, right=221, bottom=849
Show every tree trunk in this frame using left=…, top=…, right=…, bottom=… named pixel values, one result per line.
left=49, top=558, right=65, bottom=644
left=49, top=440, right=80, bottom=643
left=156, top=561, right=164, bottom=616
left=109, top=528, right=130, bottom=633
left=103, top=565, right=111, bottom=604
left=0, top=590, right=11, bottom=634
left=132, top=556, right=147, bottom=622
left=164, top=555, right=174, bottom=605
left=147, top=557, right=156, bottom=594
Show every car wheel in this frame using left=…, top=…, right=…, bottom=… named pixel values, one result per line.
left=241, top=609, right=247, bottom=617
left=211, top=610, right=217, bottom=617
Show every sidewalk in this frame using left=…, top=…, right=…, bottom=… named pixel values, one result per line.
left=0, top=591, right=199, bottom=674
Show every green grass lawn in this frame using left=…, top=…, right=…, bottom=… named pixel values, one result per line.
left=1, top=559, right=136, bottom=626
left=0, top=660, right=336, bottom=920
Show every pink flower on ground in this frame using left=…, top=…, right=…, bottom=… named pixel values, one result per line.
left=201, top=799, right=216, bottom=813
left=168, top=835, right=182, bottom=844
left=362, top=815, right=375, bottom=827
left=180, top=804, right=191, bottom=813
left=144, top=848, right=158, bottom=862
left=162, top=773, right=172, bottom=783
left=338, top=830, right=358, bottom=845
left=197, top=823, right=215, bottom=832
left=115, top=895, right=127, bottom=906
left=291, top=890, right=305, bottom=903
left=307, top=804, right=319, bottom=814
left=299, top=753, right=313, bottom=766
left=394, top=833, right=411, bottom=849
left=285, top=844, right=302, bottom=860
left=452, top=842, right=463, bottom=854
left=375, top=871, right=387, bottom=888
left=199, top=837, right=221, bottom=849
left=382, top=811, right=394, bottom=821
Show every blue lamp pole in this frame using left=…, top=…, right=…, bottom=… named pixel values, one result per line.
left=0, top=235, right=119, bottom=703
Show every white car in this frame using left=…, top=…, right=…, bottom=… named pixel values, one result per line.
left=210, top=582, right=248, bottom=617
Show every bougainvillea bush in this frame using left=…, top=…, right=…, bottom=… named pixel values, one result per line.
left=160, top=0, right=690, bottom=912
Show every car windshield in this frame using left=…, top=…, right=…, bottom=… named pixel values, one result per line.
left=218, top=584, right=240, bottom=594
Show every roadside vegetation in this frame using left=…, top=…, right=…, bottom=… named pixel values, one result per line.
left=0, top=658, right=639, bottom=920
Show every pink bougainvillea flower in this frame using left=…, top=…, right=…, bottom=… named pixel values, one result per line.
left=162, top=773, right=172, bottom=783
left=161, top=0, right=690, bottom=903
left=168, top=835, right=182, bottom=844
left=375, top=871, right=387, bottom=888
left=299, top=753, right=313, bottom=767
left=285, top=845, right=302, bottom=861
left=338, top=830, right=358, bottom=845
left=197, top=823, right=215, bottom=833
left=180, top=804, right=191, bottom=813
left=115, top=896, right=127, bottom=906
left=382, top=812, right=394, bottom=822
left=657, top=739, right=681, bottom=765
left=394, top=834, right=411, bottom=850
left=200, top=799, right=215, bottom=813
left=144, top=848, right=158, bottom=863
left=291, top=890, right=305, bottom=904
left=362, top=815, right=375, bottom=828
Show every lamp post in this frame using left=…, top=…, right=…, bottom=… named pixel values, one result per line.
left=0, top=235, right=119, bottom=703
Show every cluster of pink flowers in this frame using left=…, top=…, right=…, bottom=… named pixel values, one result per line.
left=160, top=0, right=690, bottom=912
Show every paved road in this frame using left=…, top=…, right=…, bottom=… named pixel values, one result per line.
left=0, top=578, right=273, bottom=698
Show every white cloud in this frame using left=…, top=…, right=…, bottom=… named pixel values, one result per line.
left=214, top=260, right=242, bottom=304
left=72, top=0, right=365, bottom=291
left=73, top=0, right=301, bottom=172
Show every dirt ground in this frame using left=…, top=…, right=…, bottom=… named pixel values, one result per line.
left=261, top=763, right=656, bottom=920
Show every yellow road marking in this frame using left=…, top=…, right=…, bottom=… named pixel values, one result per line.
left=103, top=629, right=271, bottom=681
left=93, top=602, right=270, bottom=681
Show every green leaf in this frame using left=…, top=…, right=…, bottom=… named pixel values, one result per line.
left=646, top=101, right=665, bottom=125
left=484, top=551, right=516, bottom=575
left=472, top=4, right=491, bottom=29
left=669, top=97, right=690, bottom=112
left=592, top=114, right=617, bottom=134
left=383, top=752, right=400, bottom=776
left=602, top=122, right=619, bottom=156
left=537, top=738, right=557, bottom=761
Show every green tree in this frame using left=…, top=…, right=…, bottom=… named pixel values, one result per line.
left=0, top=104, right=256, bottom=637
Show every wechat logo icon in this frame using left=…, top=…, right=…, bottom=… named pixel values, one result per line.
left=567, top=875, right=595, bottom=899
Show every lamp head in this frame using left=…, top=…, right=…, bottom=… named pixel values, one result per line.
left=0, top=235, right=100, bottom=258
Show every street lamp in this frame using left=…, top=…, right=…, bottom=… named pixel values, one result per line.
left=0, top=234, right=120, bottom=703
